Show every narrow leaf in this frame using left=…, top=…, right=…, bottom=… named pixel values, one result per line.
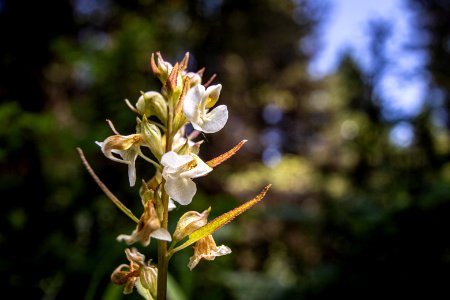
left=169, top=184, right=271, bottom=256
left=77, top=147, right=139, bottom=223
left=206, top=140, right=247, bottom=168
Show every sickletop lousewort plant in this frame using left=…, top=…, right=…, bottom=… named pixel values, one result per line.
left=77, top=52, right=271, bottom=300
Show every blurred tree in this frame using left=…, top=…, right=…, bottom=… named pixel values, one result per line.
left=4, top=0, right=449, bottom=298
left=407, top=0, right=450, bottom=129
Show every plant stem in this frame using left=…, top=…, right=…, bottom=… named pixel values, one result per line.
left=156, top=95, right=174, bottom=300
left=156, top=184, right=169, bottom=300
left=77, top=147, right=139, bottom=223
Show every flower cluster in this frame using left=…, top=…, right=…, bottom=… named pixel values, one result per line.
left=80, top=52, right=270, bottom=299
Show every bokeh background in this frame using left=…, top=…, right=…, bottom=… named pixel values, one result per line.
left=2, top=0, right=450, bottom=299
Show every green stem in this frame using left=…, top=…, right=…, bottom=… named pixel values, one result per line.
left=157, top=96, right=174, bottom=300
left=138, top=150, right=162, bottom=170
left=156, top=183, right=169, bottom=300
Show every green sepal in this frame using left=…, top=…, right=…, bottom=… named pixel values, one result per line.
left=168, top=185, right=271, bottom=257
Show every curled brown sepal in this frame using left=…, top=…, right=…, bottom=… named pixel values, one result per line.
left=206, top=139, right=247, bottom=168
left=111, top=248, right=143, bottom=294
left=111, top=248, right=158, bottom=297
left=150, top=52, right=168, bottom=77
left=111, top=264, right=140, bottom=294
left=150, top=52, right=160, bottom=76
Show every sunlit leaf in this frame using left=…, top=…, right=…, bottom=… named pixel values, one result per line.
left=169, top=184, right=271, bottom=256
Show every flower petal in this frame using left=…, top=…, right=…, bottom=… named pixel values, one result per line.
left=168, top=199, right=177, bottom=211
left=214, top=245, right=232, bottom=256
left=116, top=233, right=136, bottom=245
left=165, top=176, right=196, bottom=205
left=205, top=84, right=222, bottom=108
left=161, top=151, right=193, bottom=173
left=183, top=85, right=204, bottom=123
left=96, top=141, right=129, bottom=165
left=187, top=235, right=231, bottom=270
left=150, top=228, right=172, bottom=241
left=201, top=105, right=228, bottom=133
left=181, top=154, right=213, bottom=178
left=121, top=148, right=139, bottom=187
left=173, top=208, right=210, bottom=241
left=127, top=163, right=137, bottom=187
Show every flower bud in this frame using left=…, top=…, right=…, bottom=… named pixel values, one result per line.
left=136, top=91, right=167, bottom=123
left=139, top=115, right=164, bottom=159
left=173, top=208, right=210, bottom=241
left=184, top=71, right=202, bottom=86
left=166, top=63, right=184, bottom=106
left=150, top=52, right=173, bottom=83
left=139, top=265, right=158, bottom=298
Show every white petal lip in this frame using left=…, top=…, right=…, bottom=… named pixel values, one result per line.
left=161, top=151, right=213, bottom=205
left=165, top=176, right=197, bottom=205
left=183, top=85, right=204, bottom=123
left=201, top=105, right=228, bottom=133
left=215, top=245, right=232, bottom=256
left=181, top=155, right=213, bottom=178
left=127, top=163, right=136, bottom=186
left=161, top=151, right=192, bottom=172
left=151, top=228, right=172, bottom=241
left=168, top=199, right=177, bottom=211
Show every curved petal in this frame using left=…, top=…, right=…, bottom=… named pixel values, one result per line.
left=116, top=233, right=136, bottom=245
left=121, top=147, right=139, bottom=186
left=150, top=228, right=172, bottom=241
left=201, top=105, right=228, bottom=133
left=161, top=151, right=192, bottom=173
left=173, top=209, right=210, bottom=241
left=183, top=85, right=204, bottom=123
left=190, top=120, right=205, bottom=132
left=205, top=84, right=222, bottom=108
left=168, top=199, right=177, bottom=211
left=187, top=255, right=202, bottom=271
left=181, top=155, right=213, bottom=178
left=96, top=141, right=129, bottom=165
left=213, top=245, right=232, bottom=256
left=127, top=163, right=137, bottom=187
left=165, top=176, right=196, bottom=205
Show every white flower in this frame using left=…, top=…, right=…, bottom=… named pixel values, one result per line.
left=161, top=151, right=213, bottom=205
left=183, top=84, right=228, bottom=133
left=96, top=134, right=143, bottom=187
